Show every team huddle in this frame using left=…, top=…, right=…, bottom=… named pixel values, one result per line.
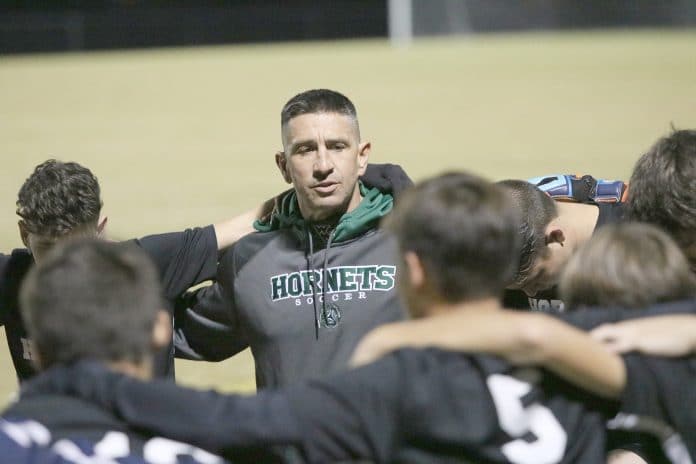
left=0, top=89, right=695, bottom=464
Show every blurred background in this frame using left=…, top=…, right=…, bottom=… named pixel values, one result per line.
left=1, top=1, right=695, bottom=405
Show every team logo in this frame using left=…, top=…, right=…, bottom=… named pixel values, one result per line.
left=321, top=303, right=342, bottom=328
left=269, top=265, right=396, bottom=302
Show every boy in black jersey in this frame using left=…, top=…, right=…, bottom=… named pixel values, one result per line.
left=27, top=172, right=616, bottom=463
left=500, top=179, right=625, bottom=312
left=0, top=159, right=251, bottom=381
left=2, top=239, right=231, bottom=463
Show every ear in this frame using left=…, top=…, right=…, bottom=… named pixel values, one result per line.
left=275, top=151, right=292, bottom=184
left=357, top=141, right=371, bottom=176
left=97, top=216, right=108, bottom=236
left=545, top=227, right=566, bottom=247
left=18, top=221, right=30, bottom=248
left=403, top=251, right=426, bottom=290
left=151, top=310, right=172, bottom=350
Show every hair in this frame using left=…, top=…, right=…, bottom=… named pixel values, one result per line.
left=20, top=239, right=163, bottom=369
left=559, top=222, right=696, bottom=310
left=627, top=129, right=696, bottom=256
left=385, top=172, right=521, bottom=303
left=280, top=89, right=359, bottom=132
left=17, top=159, right=103, bottom=237
left=496, top=179, right=558, bottom=287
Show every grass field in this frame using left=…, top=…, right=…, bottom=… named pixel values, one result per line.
left=0, top=29, right=694, bottom=406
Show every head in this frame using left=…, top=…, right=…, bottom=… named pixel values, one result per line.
left=20, top=239, right=170, bottom=375
left=559, top=223, right=696, bottom=310
left=497, top=179, right=567, bottom=296
left=627, top=129, right=696, bottom=271
left=276, top=89, right=370, bottom=222
left=385, top=172, right=521, bottom=318
left=17, top=160, right=104, bottom=262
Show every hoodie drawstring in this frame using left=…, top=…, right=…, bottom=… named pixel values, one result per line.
left=306, top=229, right=320, bottom=340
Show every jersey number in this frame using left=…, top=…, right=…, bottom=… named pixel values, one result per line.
left=487, top=374, right=567, bottom=464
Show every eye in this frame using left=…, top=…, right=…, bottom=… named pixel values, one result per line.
left=330, top=142, right=347, bottom=151
left=296, top=145, right=313, bottom=154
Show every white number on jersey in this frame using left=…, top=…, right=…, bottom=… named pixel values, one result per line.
left=486, top=374, right=567, bottom=464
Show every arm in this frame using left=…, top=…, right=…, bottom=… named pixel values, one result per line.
left=173, top=248, right=249, bottom=361
left=591, top=315, right=696, bottom=356
left=214, top=197, right=276, bottom=250
left=351, top=309, right=626, bottom=398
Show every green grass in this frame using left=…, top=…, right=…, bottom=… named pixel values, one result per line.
left=0, top=29, right=694, bottom=406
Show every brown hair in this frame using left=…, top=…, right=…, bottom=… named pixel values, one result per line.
left=559, top=222, right=696, bottom=310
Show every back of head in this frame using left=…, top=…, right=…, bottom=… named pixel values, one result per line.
left=17, top=159, right=102, bottom=238
left=281, top=88, right=359, bottom=131
left=386, top=172, right=521, bottom=303
left=559, top=222, right=696, bottom=310
left=628, top=129, right=696, bottom=266
left=497, top=179, right=558, bottom=288
left=20, top=239, right=162, bottom=370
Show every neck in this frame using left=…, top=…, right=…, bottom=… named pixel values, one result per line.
left=106, top=359, right=152, bottom=381
left=554, top=202, right=599, bottom=249
left=424, top=296, right=503, bottom=318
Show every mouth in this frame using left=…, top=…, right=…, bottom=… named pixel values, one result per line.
left=311, top=181, right=339, bottom=195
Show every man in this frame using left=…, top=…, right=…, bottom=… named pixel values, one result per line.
left=500, top=178, right=625, bottom=312
left=175, top=89, right=406, bottom=387
left=32, top=173, right=623, bottom=463
left=1, top=239, right=231, bottom=463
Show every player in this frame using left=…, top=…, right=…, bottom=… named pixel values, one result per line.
left=500, top=178, right=625, bottom=312
left=29, top=172, right=626, bottom=463
left=626, top=129, right=696, bottom=270
left=1, top=240, right=232, bottom=463
left=174, top=89, right=407, bottom=387
left=559, top=222, right=696, bottom=310
left=0, top=159, right=256, bottom=381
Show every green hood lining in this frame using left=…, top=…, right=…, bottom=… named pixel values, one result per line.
left=254, top=182, right=393, bottom=244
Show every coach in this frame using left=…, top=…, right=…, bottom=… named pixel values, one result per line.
left=174, top=89, right=407, bottom=388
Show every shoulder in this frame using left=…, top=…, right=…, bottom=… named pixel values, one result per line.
left=0, top=249, right=33, bottom=290
left=219, top=230, right=292, bottom=272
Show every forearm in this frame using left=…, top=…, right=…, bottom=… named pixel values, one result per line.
left=213, top=209, right=258, bottom=250
left=528, top=315, right=626, bottom=398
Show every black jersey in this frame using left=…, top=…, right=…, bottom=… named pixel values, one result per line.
left=504, top=202, right=626, bottom=312
left=0, top=226, right=218, bottom=382
left=558, top=299, right=696, bottom=462
left=24, top=355, right=608, bottom=464
left=2, top=370, right=229, bottom=463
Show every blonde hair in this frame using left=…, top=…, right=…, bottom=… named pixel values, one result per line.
left=559, top=222, right=696, bottom=310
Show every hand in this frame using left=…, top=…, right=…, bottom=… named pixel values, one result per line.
left=591, top=315, right=696, bottom=357
left=360, top=163, right=413, bottom=199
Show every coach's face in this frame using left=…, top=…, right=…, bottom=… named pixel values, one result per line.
left=276, top=112, right=370, bottom=222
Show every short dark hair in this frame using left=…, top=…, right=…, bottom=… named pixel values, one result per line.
left=627, top=129, right=696, bottom=254
left=386, top=172, right=521, bottom=302
left=17, top=160, right=102, bottom=237
left=497, top=179, right=558, bottom=287
left=281, top=89, right=358, bottom=129
left=20, top=239, right=163, bottom=369
left=559, top=223, right=696, bottom=309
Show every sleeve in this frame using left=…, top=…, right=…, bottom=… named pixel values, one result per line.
left=173, top=247, right=249, bottom=361
left=133, top=225, right=218, bottom=301
left=283, top=357, right=404, bottom=463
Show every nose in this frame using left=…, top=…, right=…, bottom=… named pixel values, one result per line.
left=313, top=146, right=334, bottom=177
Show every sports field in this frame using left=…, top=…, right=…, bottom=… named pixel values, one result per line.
left=0, top=29, right=694, bottom=406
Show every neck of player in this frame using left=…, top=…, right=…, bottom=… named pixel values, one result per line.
left=107, top=358, right=153, bottom=381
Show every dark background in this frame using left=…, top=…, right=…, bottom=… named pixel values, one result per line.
left=1, top=0, right=696, bottom=54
